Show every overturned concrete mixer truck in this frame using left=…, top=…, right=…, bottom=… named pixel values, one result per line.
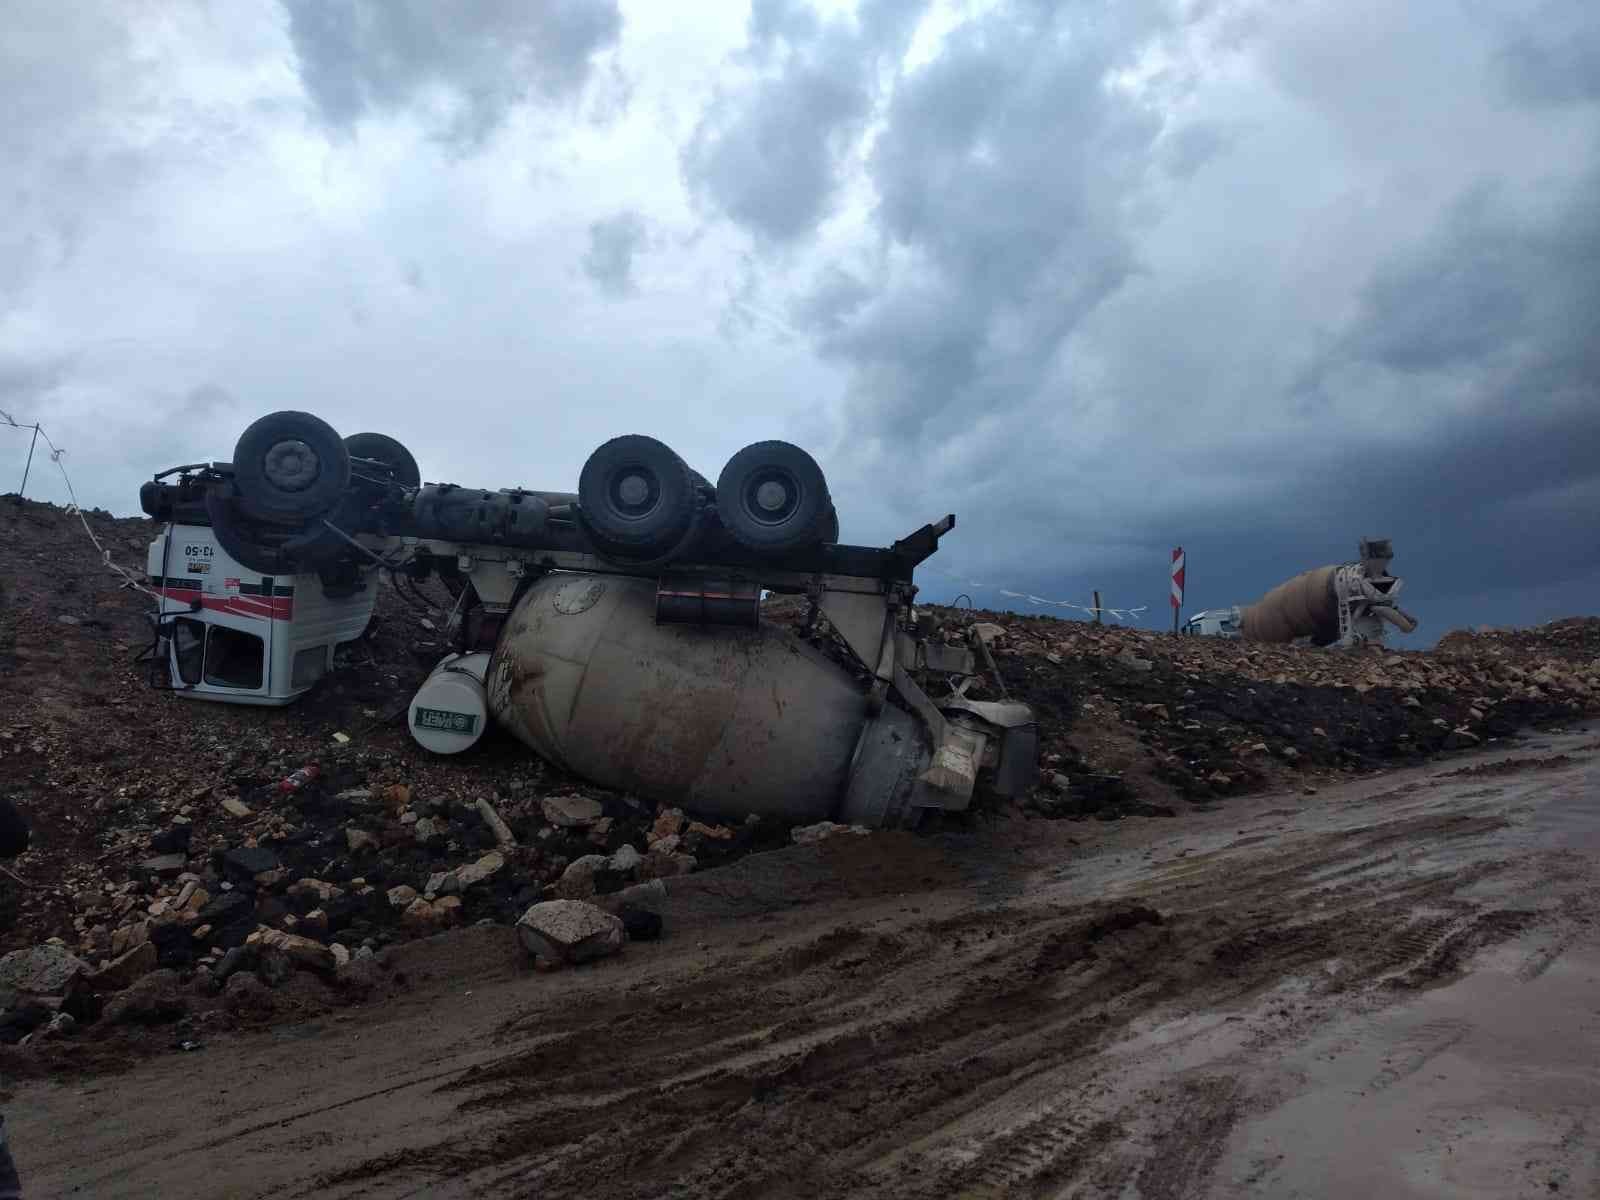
left=137, top=411, right=1038, bottom=829
left=1184, top=539, right=1419, bottom=648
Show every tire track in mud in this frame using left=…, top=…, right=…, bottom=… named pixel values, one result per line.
left=310, top=773, right=1569, bottom=1199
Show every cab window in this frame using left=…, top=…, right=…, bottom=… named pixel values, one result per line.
left=173, top=618, right=206, bottom=685
left=203, top=626, right=265, bottom=689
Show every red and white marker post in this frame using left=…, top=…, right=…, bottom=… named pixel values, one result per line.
left=1171, top=546, right=1185, bottom=634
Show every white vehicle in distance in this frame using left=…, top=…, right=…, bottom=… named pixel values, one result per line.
left=1182, top=607, right=1243, bottom=638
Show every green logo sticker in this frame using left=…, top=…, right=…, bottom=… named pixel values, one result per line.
left=413, top=707, right=478, bottom=735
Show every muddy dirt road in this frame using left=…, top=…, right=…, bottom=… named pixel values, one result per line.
left=12, top=726, right=1600, bottom=1198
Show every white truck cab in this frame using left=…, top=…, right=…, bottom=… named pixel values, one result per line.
left=148, top=523, right=375, bottom=706
left=1182, top=607, right=1243, bottom=638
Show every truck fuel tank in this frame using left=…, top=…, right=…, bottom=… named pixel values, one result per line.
left=485, top=573, right=921, bottom=826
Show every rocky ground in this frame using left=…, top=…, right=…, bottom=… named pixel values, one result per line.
left=0, top=493, right=1596, bottom=1073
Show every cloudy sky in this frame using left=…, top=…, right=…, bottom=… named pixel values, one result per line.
left=4, top=0, right=1597, bottom=646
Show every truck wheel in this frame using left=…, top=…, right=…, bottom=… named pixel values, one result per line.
left=232, top=411, right=351, bottom=523
left=715, top=440, right=833, bottom=553
left=819, top=503, right=839, bottom=545
left=344, top=432, right=421, bottom=489
left=578, top=434, right=696, bottom=555
left=203, top=490, right=300, bottom=575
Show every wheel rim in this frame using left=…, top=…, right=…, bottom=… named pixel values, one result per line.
left=608, top=465, right=661, bottom=522
left=262, top=439, right=321, bottom=492
left=742, top=467, right=802, bottom=527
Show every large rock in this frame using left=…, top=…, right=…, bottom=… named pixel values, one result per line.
left=517, top=901, right=624, bottom=966
left=194, top=892, right=256, bottom=948
left=288, top=878, right=344, bottom=904
left=401, top=896, right=462, bottom=934
left=455, top=850, right=505, bottom=890
left=223, top=970, right=275, bottom=1018
left=0, top=945, right=90, bottom=998
left=138, top=853, right=188, bottom=879
left=221, top=846, right=280, bottom=883
left=650, top=807, right=685, bottom=844
left=432, top=850, right=507, bottom=896
left=556, top=854, right=611, bottom=899
left=101, top=969, right=187, bottom=1026
left=542, top=795, right=604, bottom=828
left=86, top=942, right=157, bottom=993
left=252, top=928, right=337, bottom=975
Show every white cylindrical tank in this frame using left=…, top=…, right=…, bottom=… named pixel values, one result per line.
left=485, top=573, right=873, bottom=823
left=408, top=651, right=491, bottom=754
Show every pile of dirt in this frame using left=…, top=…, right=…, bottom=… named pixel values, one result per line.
left=0, top=493, right=1595, bottom=1061
left=905, top=604, right=1599, bottom=814
left=0, top=497, right=787, bottom=1055
left=1435, top=615, right=1600, bottom=663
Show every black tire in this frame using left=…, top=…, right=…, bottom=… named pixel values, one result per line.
left=344, top=432, right=421, bottom=489
left=232, top=410, right=351, bottom=522
left=203, top=489, right=301, bottom=575
left=819, top=503, right=839, bottom=545
left=715, top=440, right=832, bottom=553
left=577, top=434, right=696, bottom=554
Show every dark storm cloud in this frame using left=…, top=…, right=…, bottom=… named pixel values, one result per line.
left=968, top=157, right=1600, bottom=643
left=581, top=211, right=647, bottom=298
left=674, top=0, right=1597, bottom=642
left=681, top=0, right=928, bottom=243
left=283, top=0, right=622, bottom=142
left=795, top=1, right=1167, bottom=444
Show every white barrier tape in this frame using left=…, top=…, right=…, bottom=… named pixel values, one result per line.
left=919, top=561, right=1148, bottom=622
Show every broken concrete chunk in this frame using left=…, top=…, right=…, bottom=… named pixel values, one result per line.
left=413, top=817, right=441, bottom=843
left=425, top=870, right=457, bottom=896
left=0, top=945, right=91, bottom=997
left=650, top=807, right=685, bottom=843
left=287, top=878, right=344, bottom=904
left=451, top=851, right=500, bottom=890
left=345, top=828, right=379, bottom=855
left=686, top=821, right=733, bottom=841
left=556, top=854, right=611, bottom=899
left=386, top=885, right=418, bottom=910
left=402, top=897, right=461, bottom=934
left=222, top=847, right=279, bottom=881
left=101, top=968, right=187, bottom=1026
left=255, top=928, right=336, bottom=975
left=139, top=854, right=188, bottom=879
left=221, top=798, right=253, bottom=819
left=86, top=942, right=157, bottom=993
left=972, top=622, right=1006, bottom=646
left=790, top=821, right=870, bottom=846
left=543, top=795, right=604, bottom=828
left=516, top=901, right=624, bottom=967
left=111, top=921, right=151, bottom=958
